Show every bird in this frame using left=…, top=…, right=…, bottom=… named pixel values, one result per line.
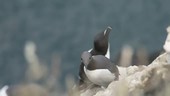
left=78, top=27, right=112, bottom=89
left=81, top=51, right=119, bottom=87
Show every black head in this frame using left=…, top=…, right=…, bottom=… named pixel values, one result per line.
left=93, top=26, right=112, bottom=55
left=81, top=51, right=92, bottom=67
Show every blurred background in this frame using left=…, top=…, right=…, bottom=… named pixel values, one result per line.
left=0, top=0, right=170, bottom=95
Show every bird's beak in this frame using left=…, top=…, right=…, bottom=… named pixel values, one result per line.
left=104, top=26, right=112, bottom=36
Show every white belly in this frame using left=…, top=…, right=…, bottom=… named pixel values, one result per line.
left=84, top=67, right=115, bottom=87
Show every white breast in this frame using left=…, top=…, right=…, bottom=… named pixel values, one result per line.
left=105, top=43, right=110, bottom=59
left=84, top=67, right=115, bottom=87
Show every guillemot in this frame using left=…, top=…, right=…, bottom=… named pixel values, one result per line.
left=81, top=51, right=119, bottom=87
left=78, top=27, right=112, bottom=88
